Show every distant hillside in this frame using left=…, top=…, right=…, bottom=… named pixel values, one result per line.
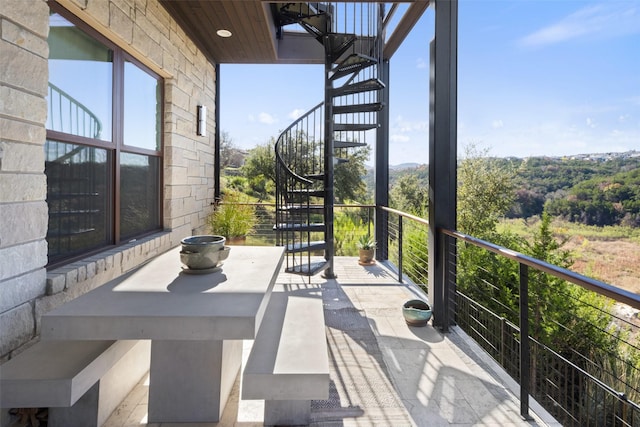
left=389, top=162, right=424, bottom=170
left=362, top=151, right=640, bottom=227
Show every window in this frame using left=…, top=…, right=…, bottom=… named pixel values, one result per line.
left=46, top=5, right=162, bottom=266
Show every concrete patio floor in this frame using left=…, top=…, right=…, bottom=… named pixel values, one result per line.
left=104, top=256, right=558, bottom=427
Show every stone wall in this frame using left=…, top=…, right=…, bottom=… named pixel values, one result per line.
left=0, top=0, right=217, bottom=360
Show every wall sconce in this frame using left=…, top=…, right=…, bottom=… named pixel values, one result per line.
left=197, top=105, right=207, bottom=136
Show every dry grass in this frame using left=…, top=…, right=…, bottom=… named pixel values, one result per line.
left=500, top=218, right=640, bottom=295
left=563, top=237, right=640, bottom=294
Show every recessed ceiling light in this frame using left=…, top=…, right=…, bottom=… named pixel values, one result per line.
left=216, top=29, right=232, bottom=38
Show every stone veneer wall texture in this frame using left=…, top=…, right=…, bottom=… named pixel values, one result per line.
left=0, top=0, right=217, bottom=360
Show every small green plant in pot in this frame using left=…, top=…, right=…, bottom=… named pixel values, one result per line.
left=357, top=233, right=376, bottom=265
left=207, top=191, right=256, bottom=244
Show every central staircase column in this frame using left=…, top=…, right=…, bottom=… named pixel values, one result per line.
left=323, top=36, right=336, bottom=278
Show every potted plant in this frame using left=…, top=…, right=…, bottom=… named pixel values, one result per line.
left=357, top=233, right=376, bottom=265
left=207, top=191, right=257, bottom=244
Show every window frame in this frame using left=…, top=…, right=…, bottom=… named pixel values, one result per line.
left=46, top=2, right=164, bottom=269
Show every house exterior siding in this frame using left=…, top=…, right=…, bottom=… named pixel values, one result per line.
left=0, top=0, right=217, bottom=361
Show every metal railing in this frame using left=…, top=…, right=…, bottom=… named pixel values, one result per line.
left=210, top=201, right=640, bottom=425
left=47, top=82, right=102, bottom=139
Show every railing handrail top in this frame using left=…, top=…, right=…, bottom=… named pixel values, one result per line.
left=381, top=205, right=429, bottom=226
left=442, top=228, right=640, bottom=310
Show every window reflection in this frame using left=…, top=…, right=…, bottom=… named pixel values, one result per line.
left=45, top=140, right=111, bottom=262
left=120, top=152, right=160, bottom=239
left=47, top=13, right=112, bottom=141
left=124, top=60, right=161, bottom=151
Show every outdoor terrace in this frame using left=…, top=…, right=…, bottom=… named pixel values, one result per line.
left=104, top=256, right=555, bottom=427
left=88, top=202, right=639, bottom=426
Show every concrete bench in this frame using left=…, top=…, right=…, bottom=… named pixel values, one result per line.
left=242, top=291, right=329, bottom=426
left=1, top=339, right=150, bottom=427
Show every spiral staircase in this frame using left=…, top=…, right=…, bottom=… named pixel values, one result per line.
left=274, top=3, right=385, bottom=277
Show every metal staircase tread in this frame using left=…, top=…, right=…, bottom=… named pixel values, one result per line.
left=275, top=3, right=330, bottom=39
left=304, top=173, right=325, bottom=180
left=334, top=141, right=367, bottom=149
left=278, top=204, right=324, bottom=212
left=333, top=102, right=384, bottom=115
left=275, top=223, right=326, bottom=232
left=334, top=157, right=349, bottom=165
left=326, top=33, right=357, bottom=62
left=330, top=53, right=377, bottom=80
left=334, top=123, right=378, bottom=132
left=332, top=78, right=385, bottom=97
left=285, top=260, right=330, bottom=276
left=285, top=241, right=327, bottom=253
left=288, top=189, right=325, bottom=197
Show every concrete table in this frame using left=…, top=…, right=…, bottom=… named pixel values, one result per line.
left=41, top=245, right=285, bottom=423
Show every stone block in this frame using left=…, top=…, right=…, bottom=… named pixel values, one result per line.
left=0, top=117, right=46, bottom=145
left=46, top=272, right=66, bottom=295
left=1, top=0, right=49, bottom=38
left=0, top=38, right=48, bottom=94
left=84, top=0, right=109, bottom=27
left=0, top=86, right=47, bottom=124
left=0, top=240, right=47, bottom=281
left=0, top=202, right=47, bottom=246
left=109, top=2, right=133, bottom=44
left=0, top=142, right=45, bottom=173
left=0, top=174, right=46, bottom=203
left=1, top=18, right=49, bottom=59
left=65, top=268, right=79, bottom=290
left=0, top=304, right=34, bottom=357
left=0, top=269, right=46, bottom=313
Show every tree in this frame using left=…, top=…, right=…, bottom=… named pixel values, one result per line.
left=334, top=145, right=371, bottom=203
left=457, top=145, right=517, bottom=238
left=389, top=174, right=428, bottom=216
left=220, top=131, right=240, bottom=168
left=242, top=138, right=276, bottom=198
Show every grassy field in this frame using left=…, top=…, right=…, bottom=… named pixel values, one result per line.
left=499, top=218, right=640, bottom=295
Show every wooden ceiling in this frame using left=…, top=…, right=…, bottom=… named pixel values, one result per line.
left=159, top=1, right=429, bottom=65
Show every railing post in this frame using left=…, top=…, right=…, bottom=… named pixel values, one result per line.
left=428, top=0, right=457, bottom=331
left=398, top=216, right=403, bottom=283
left=375, top=59, right=390, bottom=261
left=519, top=263, right=531, bottom=419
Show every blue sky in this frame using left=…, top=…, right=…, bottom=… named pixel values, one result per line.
left=220, top=0, right=639, bottom=165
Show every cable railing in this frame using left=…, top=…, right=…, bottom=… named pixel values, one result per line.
left=210, top=201, right=639, bottom=425
left=376, top=205, right=639, bottom=425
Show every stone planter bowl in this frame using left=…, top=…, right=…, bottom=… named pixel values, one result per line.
left=180, top=235, right=230, bottom=270
left=402, top=299, right=432, bottom=326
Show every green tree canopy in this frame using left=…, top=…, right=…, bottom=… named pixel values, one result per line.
left=334, top=145, right=371, bottom=203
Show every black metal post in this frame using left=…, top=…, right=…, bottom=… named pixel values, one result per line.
left=323, top=36, right=336, bottom=278
left=375, top=59, right=390, bottom=261
left=519, top=263, right=531, bottom=419
left=428, top=0, right=458, bottom=330
left=398, top=216, right=403, bottom=282
left=214, top=63, right=221, bottom=202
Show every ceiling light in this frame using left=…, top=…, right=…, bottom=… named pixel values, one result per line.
left=216, top=29, right=232, bottom=38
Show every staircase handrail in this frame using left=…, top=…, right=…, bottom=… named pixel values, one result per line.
left=274, top=100, right=324, bottom=185
left=48, top=82, right=102, bottom=139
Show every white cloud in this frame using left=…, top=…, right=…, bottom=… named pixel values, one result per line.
left=390, top=134, right=410, bottom=143
left=288, top=109, right=305, bottom=120
left=586, top=117, right=597, bottom=128
left=491, top=119, right=504, bottom=129
left=392, top=115, right=428, bottom=133
left=416, top=58, right=427, bottom=69
left=258, top=112, right=276, bottom=124
left=618, top=114, right=630, bottom=123
left=518, top=3, right=640, bottom=48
